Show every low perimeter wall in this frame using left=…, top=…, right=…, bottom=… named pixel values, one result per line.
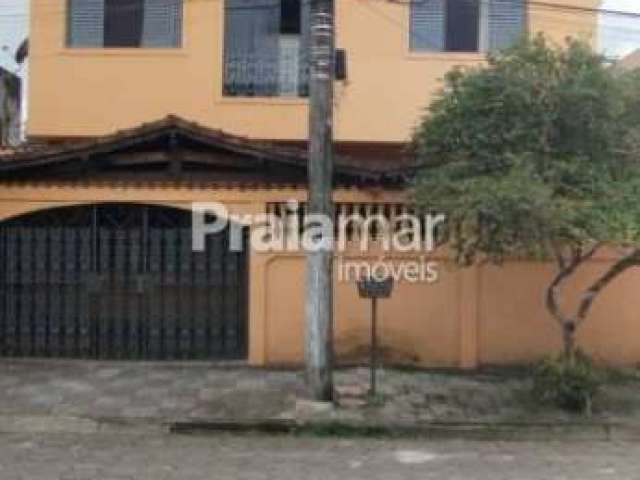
left=257, top=251, right=640, bottom=368
left=1, top=187, right=637, bottom=368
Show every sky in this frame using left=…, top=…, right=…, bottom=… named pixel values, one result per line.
left=600, top=0, right=640, bottom=57
left=0, top=0, right=640, bottom=74
left=0, top=0, right=28, bottom=75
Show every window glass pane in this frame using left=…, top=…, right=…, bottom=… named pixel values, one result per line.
left=280, top=0, right=301, bottom=35
left=104, top=0, right=144, bottom=47
left=446, top=0, right=480, bottom=52
left=410, top=0, right=446, bottom=51
left=298, top=0, right=310, bottom=96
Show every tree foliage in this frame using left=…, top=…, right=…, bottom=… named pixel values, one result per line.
left=413, top=35, right=640, bottom=363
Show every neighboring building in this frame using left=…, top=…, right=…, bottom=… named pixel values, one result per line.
left=2, top=0, right=626, bottom=369
left=0, top=67, right=21, bottom=146
left=618, top=48, right=640, bottom=70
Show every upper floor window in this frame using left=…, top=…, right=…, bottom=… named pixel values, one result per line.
left=67, top=0, right=183, bottom=48
left=410, top=0, right=525, bottom=53
left=224, top=0, right=309, bottom=98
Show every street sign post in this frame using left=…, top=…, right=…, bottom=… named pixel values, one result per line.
left=357, top=276, right=394, bottom=397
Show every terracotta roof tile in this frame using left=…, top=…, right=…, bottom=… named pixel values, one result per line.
left=0, top=116, right=415, bottom=186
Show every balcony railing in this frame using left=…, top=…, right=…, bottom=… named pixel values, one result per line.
left=223, top=37, right=309, bottom=98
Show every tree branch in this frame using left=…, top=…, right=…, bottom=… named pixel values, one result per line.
left=575, top=248, right=640, bottom=326
left=547, top=254, right=581, bottom=327
left=546, top=243, right=602, bottom=327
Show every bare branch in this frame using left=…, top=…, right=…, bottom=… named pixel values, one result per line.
left=546, top=243, right=603, bottom=327
left=575, top=248, right=640, bottom=326
left=582, top=243, right=603, bottom=260
left=547, top=258, right=580, bottom=327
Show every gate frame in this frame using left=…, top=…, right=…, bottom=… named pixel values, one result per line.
left=0, top=201, right=251, bottom=361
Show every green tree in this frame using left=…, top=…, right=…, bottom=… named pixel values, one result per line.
left=413, top=35, right=640, bottom=365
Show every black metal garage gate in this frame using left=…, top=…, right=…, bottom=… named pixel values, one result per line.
left=0, top=204, right=248, bottom=360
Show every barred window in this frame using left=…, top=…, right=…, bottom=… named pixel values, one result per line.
left=224, top=0, right=310, bottom=97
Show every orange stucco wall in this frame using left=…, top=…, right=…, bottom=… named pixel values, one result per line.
left=261, top=254, right=461, bottom=367
left=28, top=0, right=600, bottom=142
left=260, top=252, right=640, bottom=369
left=478, top=260, right=640, bottom=366
left=2, top=182, right=639, bottom=369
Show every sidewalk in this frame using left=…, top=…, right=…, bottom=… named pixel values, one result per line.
left=0, top=361, right=639, bottom=439
left=0, top=360, right=301, bottom=426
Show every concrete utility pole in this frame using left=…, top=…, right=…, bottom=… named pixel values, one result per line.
left=305, top=0, right=335, bottom=401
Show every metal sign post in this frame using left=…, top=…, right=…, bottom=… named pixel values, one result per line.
left=357, top=276, right=394, bottom=397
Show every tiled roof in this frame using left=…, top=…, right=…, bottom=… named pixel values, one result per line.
left=0, top=143, right=51, bottom=159
left=0, top=116, right=416, bottom=186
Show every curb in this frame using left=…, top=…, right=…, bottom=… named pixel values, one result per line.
left=0, top=415, right=170, bottom=436
left=170, top=419, right=640, bottom=441
left=171, top=419, right=298, bottom=435
left=2, top=414, right=640, bottom=441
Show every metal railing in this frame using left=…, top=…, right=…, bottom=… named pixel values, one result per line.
left=223, top=50, right=310, bottom=98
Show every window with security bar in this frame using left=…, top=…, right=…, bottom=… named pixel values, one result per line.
left=223, top=0, right=310, bottom=97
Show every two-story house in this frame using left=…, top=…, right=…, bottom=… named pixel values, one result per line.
left=0, top=0, right=609, bottom=368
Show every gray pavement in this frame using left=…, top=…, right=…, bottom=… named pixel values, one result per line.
left=0, top=360, right=586, bottom=427
left=0, top=361, right=303, bottom=422
left=0, top=432, right=638, bottom=480
left=0, top=359, right=639, bottom=438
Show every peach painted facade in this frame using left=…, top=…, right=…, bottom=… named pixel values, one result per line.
left=28, top=0, right=600, bottom=142
left=5, top=0, right=632, bottom=368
